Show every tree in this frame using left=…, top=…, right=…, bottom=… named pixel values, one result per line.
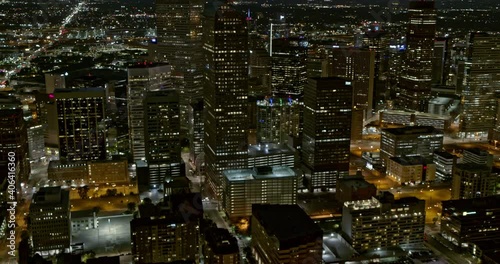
left=77, top=186, right=89, bottom=199
left=127, top=202, right=136, bottom=212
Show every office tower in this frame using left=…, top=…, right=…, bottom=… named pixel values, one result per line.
left=251, top=204, right=323, bottom=264
left=29, top=187, right=71, bottom=255
left=202, top=227, right=239, bottom=264
left=399, top=0, right=436, bottom=112
left=247, top=144, right=295, bottom=168
left=302, top=78, right=352, bottom=190
left=441, top=196, right=500, bottom=250
left=44, top=72, right=66, bottom=93
left=380, top=126, right=444, bottom=166
left=0, top=107, right=29, bottom=185
left=203, top=2, right=249, bottom=199
left=271, top=37, right=308, bottom=95
left=451, top=163, right=495, bottom=200
left=461, top=33, right=500, bottom=137
left=27, top=123, right=45, bottom=162
left=144, top=90, right=181, bottom=187
left=342, top=192, right=425, bottom=252
left=189, top=99, right=204, bottom=162
left=52, top=88, right=106, bottom=161
left=433, top=151, right=456, bottom=182
left=155, top=0, right=204, bottom=128
left=127, top=63, right=172, bottom=162
left=131, top=193, right=202, bottom=263
left=336, top=175, right=377, bottom=204
left=387, top=156, right=436, bottom=184
left=462, top=148, right=493, bottom=167
left=222, top=166, right=297, bottom=219
left=432, top=38, right=451, bottom=85
left=256, top=96, right=302, bottom=145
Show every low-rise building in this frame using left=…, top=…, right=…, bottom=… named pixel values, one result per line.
left=452, top=163, right=495, bottom=200
left=202, top=227, right=239, bottom=264
left=342, top=192, right=425, bottom=252
left=71, top=209, right=98, bottom=233
left=433, top=151, right=456, bottom=182
left=251, top=204, right=323, bottom=264
left=336, top=175, right=377, bottom=204
left=222, top=166, right=297, bottom=219
left=387, top=156, right=436, bottom=184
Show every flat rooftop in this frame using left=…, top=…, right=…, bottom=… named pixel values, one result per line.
left=252, top=204, right=323, bottom=250
left=442, top=195, right=500, bottom=212
left=434, top=151, right=456, bottom=159
left=31, top=186, right=69, bottom=206
left=389, top=155, right=428, bottom=166
left=338, top=176, right=376, bottom=190
left=248, top=143, right=295, bottom=156
left=223, top=166, right=295, bottom=182
left=454, top=163, right=491, bottom=171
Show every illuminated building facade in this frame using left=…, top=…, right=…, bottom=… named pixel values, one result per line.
left=399, top=0, right=436, bottom=112
left=461, top=33, right=500, bottom=137
left=29, top=187, right=71, bottom=255
left=341, top=192, right=425, bottom=252
left=271, top=37, right=308, bottom=95
left=27, top=123, right=45, bottom=162
left=202, top=227, right=239, bottom=264
left=144, top=90, right=181, bottom=187
left=302, top=77, right=352, bottom=190
left=387, top=156, right=436, bottom=184
left=0, top=106, right=29, bottom=185
left=222, top=166, right=297, bottom=219
left=251, top=204, right=323, bottom=264
left=54, top=88, right=106, bottom=161
left=451, top=163, right=495, bottom=200
left=441, top=196, right=500, bottom=249
left=256, top=96, right=301, bottom=145
left=247, top=143, right=295, bottom=168
left=155, top=0, right=204, bottom=128
left=127, top=63, right=172, bottom=162
left=203, top=2, right=249, bottom=198
left=433, top=151, right=456, bottom=182
left=380, top=126, right=443, bottom=167
left=189, top=99, right=204, bottom=161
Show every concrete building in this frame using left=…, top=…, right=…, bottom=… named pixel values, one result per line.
left=131, top=193, right=202, bottom=263
left=29, top=187, right=71, bottom=255
left=251, top=204, right=323, bottom=264
left=441, top=195, right=500, bottom=250
left=342, top=192, right=425, bottom=252
left=379, top=110, right=451, bottom=130
left=222, top=166, right=297, bottom=219
left=336, top=175, right=377, bottom=204
left=302, top=77, right=352, bottom=190
left=71, top=209, right=98, bottom=233
left=387, top=156, right=436, bottom=184
left=452, top=163, right=495, bottom=200
left=189, top=99, right=204, bottom=163
left=27, top=123, right=45, bottom=162
left=202, top=227, right=239, bottom=264
left=433, top=151, right=456, bottom=182
left=380, top=126, right=444, bottom=167
left=462, top=148, right=493, bottom=167
left=203, top=2, right=249, bottom=199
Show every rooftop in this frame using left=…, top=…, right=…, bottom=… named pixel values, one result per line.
left=454, top=163, right=492, bottom=172
left=442, top=195, right=500, bottom=212
left=31, top=187, right=69, bottom=206
left=389, top=155, right=429, bottom=166
left=434, top=151, right=456, bottom=159
left=248, top=143, right=295, bottom=157
left=204, top=227, right=239, bottom=255
left=48, top=160, right=87, bottom=169
left=338, top=176, right=376, bottom=190
left=127, top=62, right=170, bottom=69
left=252, top=204, right=323, bottom=250
left=223, top=166, right=295, bottom=182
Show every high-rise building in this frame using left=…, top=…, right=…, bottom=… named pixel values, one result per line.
left=189, top=99, right=204, bottom=163
left=451, top=163, right=495, bottom=200
left=432, top=38, right=451, bottom=85
left=222, top=166, right=297, bottom=219
left=251, top=204, right=323, bottom=264
left=399, top=0, right=436, bottom=112
left=462, top=148, right=493, bottom=167
left=342, top=192, right=425, bottom=252
left=302, top=77, right=352, bottom=190
left=144, top=90, right=181, bottom=187
left=131, top=193, right=202, bottom=263
left=247, top=143, right=295, bottom=168
left=441, top=196, right=500, bottom=250
left=27, top=123, right=45, bottom=162
left=29, top=187, right=71, bottom=255
left=52, top=88, right=106, bottom=161
left=433, top=151, right=456, bottom=182
left=128, top=63, right=172, bottom=162
left=380, top=126, right=444, bottom=166
left=202, top=227, right=239, bottom=264
left=270, top=37, right=308, bottom=95
left=44, top=72, right=66, bottom=93
left=460, top=33, right=500, bottom=137
left=155, top=0, right=204, bottom=128
left=203, top=2, right=249, bottom=199
left=0, top=106, right=29, bottom=185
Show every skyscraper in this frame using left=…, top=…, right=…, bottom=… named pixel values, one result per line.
left=144, top=90, right=181, bottom=187
left=52, top=88, right=106, bottom=161
left=460, top=33, right=500, bottom=137
left=302, top=77, right=352, bottom=190
left=270, top=37, right=308, bottom=95
left=127, top=63, right=172, bottom=161
left=399, top=0, right=436, bottom=112
left=203, top=1, right=249, bottom=198
left=155, top=0, right=204, bottom=129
